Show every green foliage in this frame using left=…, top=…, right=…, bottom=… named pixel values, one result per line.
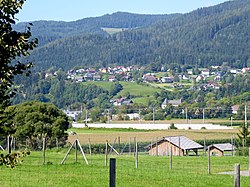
left=5, top=101, right=69, bottom=149
left=109, top=82, right=123, bottom=96
left=168, top=123, right=178, bottom=130
left=237, top=125, right=250, bottom=147
left=0, top=0, right=38, bottom=109
left=0, top=151, right=30, bottom=168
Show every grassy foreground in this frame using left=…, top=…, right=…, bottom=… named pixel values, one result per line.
left=0, top=151, right=249, bottom=187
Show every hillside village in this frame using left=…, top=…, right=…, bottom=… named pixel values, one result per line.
left=43, top=65, right=250, bottom=121
left=46, top=65, right=250, bottom=89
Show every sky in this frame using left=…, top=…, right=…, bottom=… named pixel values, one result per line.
left=17, top=0, right=229, bottom=22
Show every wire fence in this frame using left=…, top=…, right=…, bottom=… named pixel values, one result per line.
left=0, top=136, right=250, bottom=186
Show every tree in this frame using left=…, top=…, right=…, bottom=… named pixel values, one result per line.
left=0, top=0, right=37, bottom=110
left=5, top=101, right=69, bottom=149
left=237, top=124, right=250, bottom=147
left=0, top=0, right=37, bottom=167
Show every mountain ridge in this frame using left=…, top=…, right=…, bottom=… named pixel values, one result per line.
left=18, top=0, right=250, bottom=71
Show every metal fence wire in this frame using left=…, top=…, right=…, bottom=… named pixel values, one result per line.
left=0, top=136, right=250, bottom=187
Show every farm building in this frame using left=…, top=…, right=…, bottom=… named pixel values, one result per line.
left=146, top=136, right=203, bottom=156
left=208, top=143, right=235, bottom=156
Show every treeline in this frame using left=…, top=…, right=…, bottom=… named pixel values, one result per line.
left=20, top=0, right=250, bottom=72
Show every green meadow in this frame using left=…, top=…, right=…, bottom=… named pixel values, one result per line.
left=82, top=81, right=161, bottom=105
left=0, top=151, right=249, bottom=187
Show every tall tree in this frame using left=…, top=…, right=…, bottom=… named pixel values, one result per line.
left=0, top=0, right=37, bottom=110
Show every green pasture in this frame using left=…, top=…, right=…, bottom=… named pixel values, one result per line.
left=101, top=27, right=126, bottom=35
left=0, top=151, right=249, bottom=187
left=118, top=82, right=161, bottom=97
left=82, top=81, right=160, bottom=98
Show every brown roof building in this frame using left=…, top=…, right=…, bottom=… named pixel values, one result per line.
left=208, top=143, right=235, bottom=156
left=146, top=136, right=203, bottom=156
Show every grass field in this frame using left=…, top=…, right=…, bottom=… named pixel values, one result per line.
left=101, top=27, right=126, bottom=35
left=82, top=81, right=160, bottom=97
left=0, top=151, right=249, bottom=187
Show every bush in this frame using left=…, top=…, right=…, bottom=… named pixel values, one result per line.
left=169, top=123, right=178, bottom=130
left=236, top=147, right=249, bottom=156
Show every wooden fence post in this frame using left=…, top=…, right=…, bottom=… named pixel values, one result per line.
left=129, top=138, right=131, bottom=156
left=75, top=139, right=78, bottom=163
left=170, top=146, right=173, bottom=170
left=88, top=138, right=92, bottom=156
left=105, top=140, right=108, bottom=166
left=248, top=147, right=250, bottom=175
left=234, top=164, right=240, bottom=187
left=118, top=136, right=120, bottom=153
left=135, top=139, right=138, bottom=169
left=7, top=135, right=11, bottom=154
left=42, top=138, right=46, bottom=165
left=156, top=137, right=158, bottom=157
left=208, top=147, right=211, bottom=175
left=134, top=137, right=136, bottom=157
left=110, top=158, right=116, bottom=187
left=203, top=137, right=206, bottom=156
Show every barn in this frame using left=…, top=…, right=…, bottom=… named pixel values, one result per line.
left=146, top=136, right=203, bottom=156
left=208, top=143, right=235, bottom=156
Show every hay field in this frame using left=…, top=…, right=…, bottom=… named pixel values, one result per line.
left=68, top=128, right=239, bottom=144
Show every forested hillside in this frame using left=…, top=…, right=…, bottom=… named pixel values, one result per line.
left=14, top=12, right=175, bottom=46
left=18, top=0, right=250, bottom=72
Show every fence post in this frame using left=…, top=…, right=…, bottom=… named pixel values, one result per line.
left=156, top=137, right=158, bottom=157
left=208, top=147, right=210, bottom=175
left=118, top=136, right=120, bottom=153
left=110, top=158, right=116, bottom=187
left=134, top=137, right=136, bottom=157
left=234, top=164, right=240, bottom=187
left=135, top=139, right=138, bottom=169
left=203, top=137, right=206, bottom=156
left=170, top=146, right=173, bottom=170
left=42, top=137, right=46, bottom=165
left=7, top=135, right=11, bottom=154
left=75, top=139, right=78, bottom=163
left=88, top=138, right=92, bottom=156
left=105, top=140, right=108, bottom=166
left=248, top=147, right=250, bottom=176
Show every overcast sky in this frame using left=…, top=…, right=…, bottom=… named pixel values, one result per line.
left=17, top=0, right=229, bottom=22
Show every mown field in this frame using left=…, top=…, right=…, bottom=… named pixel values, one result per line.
left=0, top=151, right=249, bottom=187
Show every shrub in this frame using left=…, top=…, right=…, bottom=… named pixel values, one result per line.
left=169, top=123, right=178, bottom=130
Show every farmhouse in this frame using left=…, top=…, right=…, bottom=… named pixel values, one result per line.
left=208, top=143, right=235, bottom=156
left=146, top=136, right=203, bottom=156
left=161, top=98, right=182, bottom=109
left=231, top=105, right=240, bottom=114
